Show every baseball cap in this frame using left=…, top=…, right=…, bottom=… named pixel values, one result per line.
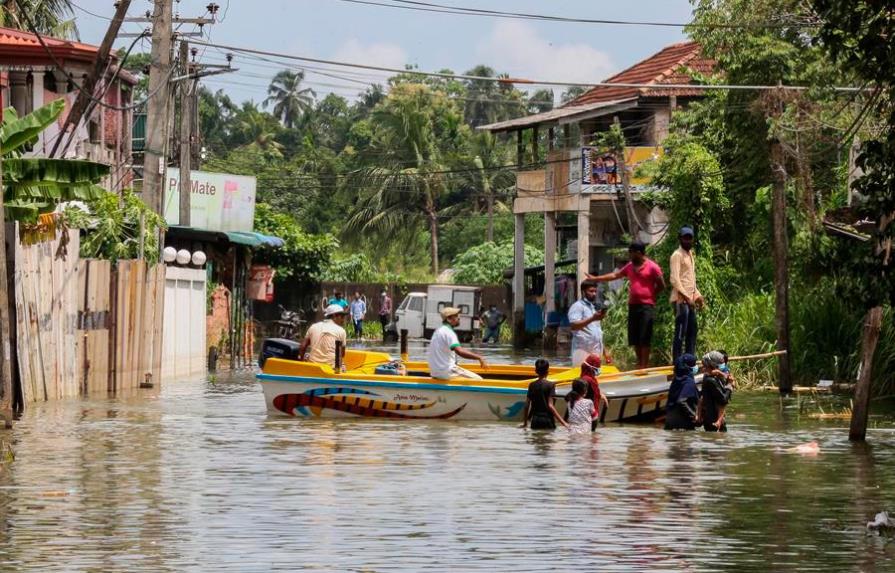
left=679, top=226, right=694, bottom=237
left=324, top=304, right=346, bottom=317
left=440, top=307, right=461, bottom=320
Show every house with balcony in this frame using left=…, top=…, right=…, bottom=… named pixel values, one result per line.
left=478, top=40, right=714, bottom=343
left=0, top=26, right=137, bottom=192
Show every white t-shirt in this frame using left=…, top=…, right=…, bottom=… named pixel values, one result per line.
left=428, top=324, right=460, bottom=379
left=306, top=319, right=347, bottom=367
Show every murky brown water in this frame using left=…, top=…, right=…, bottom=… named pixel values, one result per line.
left=0, top=341, right=894, bottom=572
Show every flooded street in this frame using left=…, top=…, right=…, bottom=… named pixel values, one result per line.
left=1, top=342, right=894, bottom=572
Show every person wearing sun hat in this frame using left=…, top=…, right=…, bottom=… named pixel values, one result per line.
left=299, top=304, right=348, bottom=369
left=427, top=307, right=488, bottom=380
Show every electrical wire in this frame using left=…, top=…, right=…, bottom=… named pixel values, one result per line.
left=332, top=0, right=812, bottom=29
left=186, top=39, right=865, bottom=93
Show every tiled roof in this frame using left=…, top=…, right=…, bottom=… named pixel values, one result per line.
left=566, top=41, right=715, bottom=106
left=0, top=28, right=99, bottom=56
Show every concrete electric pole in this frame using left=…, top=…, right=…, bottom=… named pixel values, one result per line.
left=142, top=0, right=174, bottom=222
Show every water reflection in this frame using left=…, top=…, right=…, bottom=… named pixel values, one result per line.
left=0, top=367, right=891, bottom=571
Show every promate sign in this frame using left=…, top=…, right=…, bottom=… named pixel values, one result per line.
left=164, top=169, right=257, bottom=232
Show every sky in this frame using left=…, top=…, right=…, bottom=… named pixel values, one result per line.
left=71, top=0, right=695, bottom=104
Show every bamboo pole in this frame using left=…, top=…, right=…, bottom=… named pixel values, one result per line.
left=849, top=306, right=883, bottom=442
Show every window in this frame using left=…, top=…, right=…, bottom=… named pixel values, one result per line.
left=409, top=297, right=424, bottom=312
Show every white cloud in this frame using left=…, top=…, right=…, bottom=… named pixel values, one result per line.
left=476, top=21, right=615, bottom=88
left=332, top=39, right=408, bottom=71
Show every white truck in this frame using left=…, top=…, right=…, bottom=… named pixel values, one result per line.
left=392, top=285, right=482, bottom=341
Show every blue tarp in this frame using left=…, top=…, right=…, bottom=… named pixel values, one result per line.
left=225, top=231, right=285, bottom=248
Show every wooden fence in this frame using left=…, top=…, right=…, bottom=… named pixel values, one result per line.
left=13, top=224, right=165, bottom=404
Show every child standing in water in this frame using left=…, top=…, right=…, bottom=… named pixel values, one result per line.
left=565, top=379, right=596, bottom=434
left=521, top=359, right=568, bottom=430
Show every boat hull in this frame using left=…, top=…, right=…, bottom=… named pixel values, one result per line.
left=258, top=356, right=673, bottom=423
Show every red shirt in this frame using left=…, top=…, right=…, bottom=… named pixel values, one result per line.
left=619, top=259, right=663, bottom=306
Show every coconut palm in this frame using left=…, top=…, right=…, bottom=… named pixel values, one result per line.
left=345, top=84, right=455, bottom=275
left=0, top=0, right=78, bottom=39
left=264, top=70, right=315, bottom=129
left=463, top=65, right=499, bottom=127
left=454, top=132, right=515, bottom=242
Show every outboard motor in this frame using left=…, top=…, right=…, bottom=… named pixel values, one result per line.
left=259, top=338, right=302, bottom=369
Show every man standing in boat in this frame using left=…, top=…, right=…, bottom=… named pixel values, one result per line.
left=669, top=226, right=703, bottom=361
left=568, top=280, right=607, bottom=366
left=299, top=304, right=348, bottom=370
left=587, top=242, right=665, bottom=369
left=428, top=307, right=488, bottom=380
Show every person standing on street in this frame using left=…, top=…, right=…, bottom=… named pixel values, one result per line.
left=669, top=227, right=703, bottom=361
left=349, top=292, right=366, bottom=339
left=568, top=280, right=607, bottom=366
left=378, top=289, right=392, bottom=339
left=588, top=242, right=665, bottom=368
left=481, top=304, right=506, bottom=343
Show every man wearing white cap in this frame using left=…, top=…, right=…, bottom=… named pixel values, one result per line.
left=299, top=304, right=348, bottom=369
left=427, top=307, right=487, bottom=380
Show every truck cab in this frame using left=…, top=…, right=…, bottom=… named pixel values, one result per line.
left=393, top=285, right=482, bottom=342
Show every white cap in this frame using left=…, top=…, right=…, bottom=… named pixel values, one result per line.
left=324, top=304, right=346, bottom=318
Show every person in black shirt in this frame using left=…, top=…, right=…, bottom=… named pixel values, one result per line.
left=698, top=351, right=731, bottom=432
left=664, top=353, right=700, bottom=430
left=521, top=359, right=568, bottom=430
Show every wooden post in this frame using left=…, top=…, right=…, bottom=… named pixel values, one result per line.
left=399, top=329, right=408, bottom=363
left=51, top=0, right=132, bottom=157
left=334, top=340, right=343, bottom=372
left=532, top=126, right=539, bottom=164
left=513, top=213, right=526, bottom=348
left=770, top=137, right=792, bottom=394
left=0, top=100, right=12, bottom=426
left=849, top=306, right=883, bottom=442
left=577, top=205, right=591, bottom=288
left=516, top=130, right=524, bottom=168
left=563, top=125, right=571, bottom=149
left=178, top=41, right=192, bottom=227
left=544, top=212, right=556, bottom=315
left=547, top=127, right=555, bottom=151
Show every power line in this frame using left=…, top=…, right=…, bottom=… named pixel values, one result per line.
left=186, top=38, right=864, bottom=93
left=333, top=0, right=811, bottom=29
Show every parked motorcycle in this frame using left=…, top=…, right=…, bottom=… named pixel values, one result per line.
left=274, top=305, right=305, bottom=340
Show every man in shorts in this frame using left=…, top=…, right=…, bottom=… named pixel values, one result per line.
left=588, top=242, right=665, bottom=368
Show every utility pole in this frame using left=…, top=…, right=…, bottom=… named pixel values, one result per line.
left=142, top=0, right=174, bottom=223
left=178, top=40, right=192, bottom=227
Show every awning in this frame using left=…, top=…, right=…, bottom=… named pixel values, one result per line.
left=166, top=226, right=284, bottom=249
left=477, top=98, right=638, bottom=133
left=225, top=231, right=285, bottom=248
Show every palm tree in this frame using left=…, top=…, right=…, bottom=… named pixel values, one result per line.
left=345, top=84, right=451, bottom=275
left=455, top=132, right=514, bottom=242
left=527, top=89, right=555, bottom=114
left=463, top=65, right=499, bottom=127
left=0, top=0, right=78, bottom=39
left=264, top=70, right=315, bottom=129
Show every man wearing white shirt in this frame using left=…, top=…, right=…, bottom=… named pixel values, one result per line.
left=427, top=307, right=488, bottom=380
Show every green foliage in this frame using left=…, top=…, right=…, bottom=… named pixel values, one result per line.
left=319, top=253, right=403, bottom=285
left=0, top=1, right=77, bottom=39
left=451, top=240, right=543, bottom=285
left=653, top=140, right=728, bottom=243
left=252, top=203, right=338, bottom=283
left=64, top=188, right=166, bottom=263
left=2, top=101, right=109, bottom=222
left=264, top=70, right=315, bottom=129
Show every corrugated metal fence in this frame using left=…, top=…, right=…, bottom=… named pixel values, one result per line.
left=13, top=226, right=165, bottom=403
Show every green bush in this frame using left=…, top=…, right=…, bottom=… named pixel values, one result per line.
left=451, top=240, right=543, bottom=285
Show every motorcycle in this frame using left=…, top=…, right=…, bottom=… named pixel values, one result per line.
left=274, top=305, right=305, bottom=340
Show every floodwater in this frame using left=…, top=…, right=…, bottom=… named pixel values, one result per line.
left=1, top=341, right=894, bottom=572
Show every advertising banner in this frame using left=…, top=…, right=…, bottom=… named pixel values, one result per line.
left=580, top=146, right=663, bottom=190
left=164, top=169, right=257, bottom=232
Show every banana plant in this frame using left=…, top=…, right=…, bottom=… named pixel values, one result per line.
left=1, top=99, right=109, bottom=222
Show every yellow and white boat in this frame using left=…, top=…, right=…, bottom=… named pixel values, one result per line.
left=258, top=341, right=674, bottom=423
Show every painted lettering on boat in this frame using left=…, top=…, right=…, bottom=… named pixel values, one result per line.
left=393, top=393, right=429, bottom=402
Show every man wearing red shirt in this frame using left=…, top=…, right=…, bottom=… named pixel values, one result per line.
left=588, top=242, right=665, bottom=368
